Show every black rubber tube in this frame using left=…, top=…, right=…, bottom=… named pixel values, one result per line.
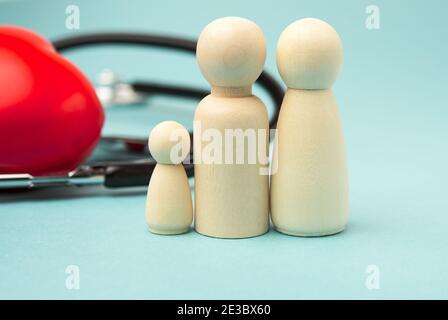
left=52, top=32, right=284, bottom=129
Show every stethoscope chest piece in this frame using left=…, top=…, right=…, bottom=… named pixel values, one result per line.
left=95, top=69, right=146, bottom=106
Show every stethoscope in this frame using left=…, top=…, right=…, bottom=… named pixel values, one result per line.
left=0, top=32, right=284, bottom=191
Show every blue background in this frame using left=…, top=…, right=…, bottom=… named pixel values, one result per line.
left=1, top=0, right=447, bottom=299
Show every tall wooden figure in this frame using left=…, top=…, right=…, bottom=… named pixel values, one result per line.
left=194, top=17, right=270, bottom=238
left=145, top=121, right=193, bottom=235
left=271, top=18, right=349, bottom=236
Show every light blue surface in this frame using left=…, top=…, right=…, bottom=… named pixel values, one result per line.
left=1, top=0, right=447, bottom=299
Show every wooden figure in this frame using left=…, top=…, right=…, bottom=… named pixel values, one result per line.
left=194, top=17, right=270, bottom=238
left=145, top=121, right=193, bottom=235
left=271, top=18, right=349, bottom=236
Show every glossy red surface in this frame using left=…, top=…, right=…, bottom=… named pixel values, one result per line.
left=0, top=26, right=104, bottom=176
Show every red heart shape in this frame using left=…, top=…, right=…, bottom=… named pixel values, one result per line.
left=0, top=26, right=104, bottom=176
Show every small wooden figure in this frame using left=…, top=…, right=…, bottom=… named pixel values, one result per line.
left=145, top=121, right=193, bottom=235
left=271, top=18, right=349, bottom=236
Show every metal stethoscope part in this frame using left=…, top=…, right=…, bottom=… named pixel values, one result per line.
left=95, top=69, right=145, bottom=106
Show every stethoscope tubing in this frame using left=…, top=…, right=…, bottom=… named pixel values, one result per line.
left=0, top=32, right=284, bottom=191
left=52, top=32, right=284, bottom=129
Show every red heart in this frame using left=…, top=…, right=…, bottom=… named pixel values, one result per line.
left=0, top=26, right=104, bottom=176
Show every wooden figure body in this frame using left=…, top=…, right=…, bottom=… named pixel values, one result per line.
left=145, top=121, right=193, bottom=235
left=194, top=17, right=270, bottom=238
left=271, top=18, right=349, bottom=236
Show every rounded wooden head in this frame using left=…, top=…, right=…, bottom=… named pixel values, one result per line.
left=196, top=16, right=266, bottom=88
left=148, top=121, right=190, bottom=165
left=276, top=18, right=343, bottom=90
